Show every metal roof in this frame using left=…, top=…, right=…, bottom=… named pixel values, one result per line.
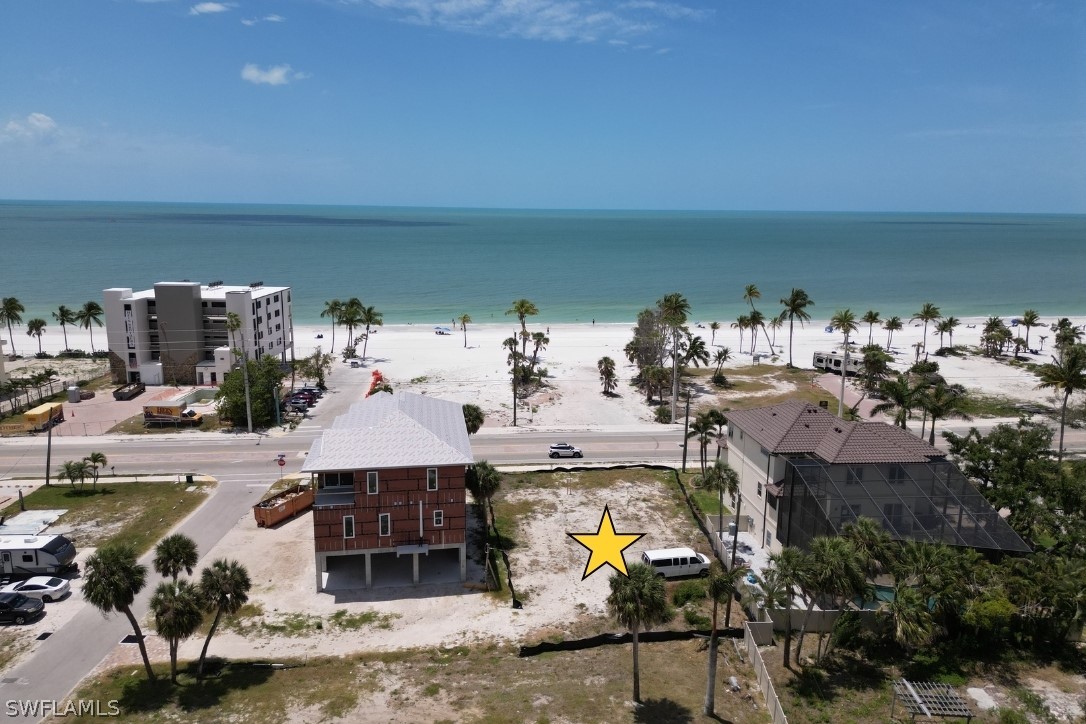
left=302, top=391, right=473, bottom=472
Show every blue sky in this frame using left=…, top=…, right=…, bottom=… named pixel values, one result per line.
left=1, top=0, right=1083, bottom=211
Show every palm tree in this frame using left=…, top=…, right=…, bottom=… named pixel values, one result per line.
left=83, top=544, right=156, bottom=681
left=709, top=321, right=720, bottom=346
left=703, top=561, right=746, bottom=716
left=458, top=313, right=471, bottom=348
left=506, top=299, right=539, bottom=356
left=769, top=316, right=784, bottom=349
left=598, top=356, right=617, bottom=395
left=529, top=331, right=549, bottom=374
left=711, top=347, right=731, bottom=384
left=871, top=374, right=919, bottom=428
left=919, top=382, right=973, bottom=445
left=747, top=309, right=766, bottom=356
left=83, top=451, right=107, bottom=491
left=731, top=315, right=749, bottom=354
left=153, top=533, right=199, bottom=582
left=320, top=299, right=344, bottom=354
left=25, top=318, right=46, bottom=354
left=58, top=459, right=92, bottom=490
left=796, top=537, right=866, bottom=662
left=1051, top=318, right=1083, bottom=358
left=887, top=582, right=934, bottom=652
left=658, top=292, right=690, bottom=423
left=884, top=315, right=903, bottom=351
left=338, top=298, right=364, bottom=355
left=150, top=579, right=203, bottom=683
left=1020, top=309, right=1041, bottom=350
left=862, top=310, right=881, bottom=346
left=683, top=333, right=710, bottom=369
left=830, top=309, right=859, bottom=417
left=687, top=413, right=715, bottom=475
left=606, top=563, right=672, bottom=704
left=842, top=517, right=894, bottom=586
left=1036, top=344, right=1086, bottom=463
left=778, top=288, right=813, bottom=368
left=767, top=547, right=810, bottom=669
left=465, top=460, right=502, bottom=532
left=911, top=303, right=942, bottom=354
left=0, top=297, right=25, bottom=355
left=74, top=300, right=104, bottom=354
left=358, top=305, right=383, bottom=361
left=462, top=403, right=485, bottom=434
left=196, top=558, right=252, bottom=678
left=707, top=408, right=729, bottom=459
left=52, top=305, right=75, bottom=351
left=699, top=460, right=740, bottom=580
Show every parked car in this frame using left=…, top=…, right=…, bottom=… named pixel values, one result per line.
left=299, top=386, right=323, bottom=398
left=0, top=592, right=45, bottom=624
left=548, top=442, right=583, bottom=459
left=283, top=401, right=308, bottom=414
left=0, top=576, right=70, bottom=602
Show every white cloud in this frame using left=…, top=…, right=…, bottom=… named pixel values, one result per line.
left=190, top=2, right=231, bottom=15
left=241, top=63, right=308, bottom=86
left=242, top=14, right=286, bottom=25
left=1, top=113, right=59, bottom=143
left=358, top=0, right=707, bottom=44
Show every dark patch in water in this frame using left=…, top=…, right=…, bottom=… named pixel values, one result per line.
left=47, top=213, right=457, bottom=228
left=869, top=221, right=1035, bottom=227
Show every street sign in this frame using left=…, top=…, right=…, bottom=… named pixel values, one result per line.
left=277, top=458, right=286, bottom=467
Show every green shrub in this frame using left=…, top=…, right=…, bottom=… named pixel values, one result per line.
left=672, top=579, right=707, bottom=607
left=996, top=709, right=1029, bottom=724
left=683, top=607, right=710, bottom=629
left=654, top=406, right=672, bottom=424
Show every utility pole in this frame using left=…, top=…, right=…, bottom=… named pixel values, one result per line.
left=838, top=333, right=849, bottom=419
left=511, top=329, right=518, bottom=428
left=681, top=390, right=691, bottom=473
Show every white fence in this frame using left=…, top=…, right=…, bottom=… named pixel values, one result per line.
left=738, top=621, right=789, bottom=724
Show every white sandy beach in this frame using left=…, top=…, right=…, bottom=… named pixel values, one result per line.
left=7, top=314, right=1082, bottom=430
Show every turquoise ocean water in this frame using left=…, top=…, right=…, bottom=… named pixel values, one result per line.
left=1, top=201, right=1083, bottom=326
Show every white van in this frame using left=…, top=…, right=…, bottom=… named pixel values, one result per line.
left=641, top=547, right=710, bottom=579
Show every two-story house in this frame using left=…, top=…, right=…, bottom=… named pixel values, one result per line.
left=302, top=391, right=474, bottom=591
left=725, top=400, right=1029, bottom=555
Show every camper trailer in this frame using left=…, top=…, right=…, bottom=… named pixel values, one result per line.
left=0, top=535, right=78, bottom=578
left=812, top=350, right=862, bottom=376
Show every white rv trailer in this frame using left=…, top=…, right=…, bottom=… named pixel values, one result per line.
left=0, top=535, right=77, bottom=578
left=812, top=350, right=863, bottom=376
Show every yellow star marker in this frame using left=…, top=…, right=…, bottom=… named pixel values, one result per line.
left=567, top=506, right=645, bottom=580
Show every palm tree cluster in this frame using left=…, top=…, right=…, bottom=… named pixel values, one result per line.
left=871, top=360, right=973, bottom=443
left=56, top=451, right=107, bottom=490
left=0, top=297, right=105, bottom=356
left=322, top=298, right=383, bottom=361
left=83, top=534, right=252, bottom=684
left=764, top=516, right=1086, bottom=670
left=0, top=367, right=60, bottom=417
left=503, top=299, right=548, bottom=390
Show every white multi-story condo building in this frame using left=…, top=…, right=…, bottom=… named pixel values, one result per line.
left=103, top=281, right=293, bottom=386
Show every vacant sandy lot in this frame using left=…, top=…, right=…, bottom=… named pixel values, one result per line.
left=174, top=470, right=700, bottom=663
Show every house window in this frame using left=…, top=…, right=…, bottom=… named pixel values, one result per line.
left=757, top=482, right=763, bottom=497
left=427, top=468, right=438, bottom=491
left=343, top=515, right=355, bottom=539
left=274, top=294, right=279, bottom=303
left=379, top=513, right=390, bottom=537
left=846, top=466, right=863, bottom=486
left=321, top=472, right=352, bottom=488
left=765, top=530, right=773, bottom=547
left=367, top=471, right=378, bottom=495
left=728, top=427, right=734, bottom=439
left=888, top=464, right=907, bottom=485
left=275, top=309, right=280, bottom=317
left=433, top=510, right=444, bottom=527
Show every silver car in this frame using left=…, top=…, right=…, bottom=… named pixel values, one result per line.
left=548, top=442, right=583, bottom=459
left=0, top=576, right=71, bottom=603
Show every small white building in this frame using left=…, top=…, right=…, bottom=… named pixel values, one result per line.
left=103, top=281, right=293, bottom=386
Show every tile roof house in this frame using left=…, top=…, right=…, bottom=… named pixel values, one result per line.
left=724, top=400, right=1029, bottom=555
left=302, top=391, right=474, bottom=591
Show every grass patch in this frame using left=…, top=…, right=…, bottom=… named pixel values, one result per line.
left=2, top=479, right=213, bottom=553
left=69, top=640, right=770, bottom=723
left=0, top=630, right=29, bottom=674
left=959, top=394, right=1031, bottom=418
left=107, top=414, right=223, bottom=435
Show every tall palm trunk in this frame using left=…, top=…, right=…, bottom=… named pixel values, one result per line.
left=788, top=318, right=795, bottom=367
left=704, top=602, right=719, bottom=715
left=198, top=607, right=224, bottom=678
left=632, top=627, right=642, bottom=703
left=123, top=606, right=156, bottom=681
left=1058, top=389, right=1070, bottom=463
left=725, top=497, right=742, bottom=627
